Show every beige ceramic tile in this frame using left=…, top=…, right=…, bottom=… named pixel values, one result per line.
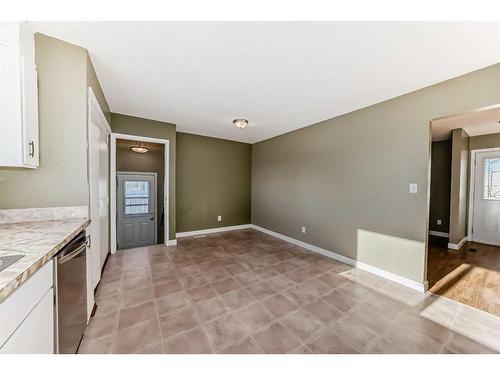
left=80, top=229, right=500, bottom=355
left=252, top=322, right=301, bottom=353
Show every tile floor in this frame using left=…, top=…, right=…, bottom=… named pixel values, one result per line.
left=78, top=229, right=500, bottom=354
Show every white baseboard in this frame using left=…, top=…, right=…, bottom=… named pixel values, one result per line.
left=448, top=236, right=467, bottom=250
left=176, top=224, right=252, bottom=238
left=250, top=224, right=427, bottom=293
left=429, top=230, right=449, bottom=238
left=166, top=239, right=177, bottom=246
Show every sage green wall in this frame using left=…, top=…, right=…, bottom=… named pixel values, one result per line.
left=470, top=133, right=500, bottom=150
left=176, top=132, right=251, bottom=232
left=0, top=34, right=87, bottom=208
left=449, top=129, right=470, bottom=245
left=429, top=140, right=452, bottom=233
left=252, top=63, right=500, bottom=284
left=110, top=113, right=176, bottom=240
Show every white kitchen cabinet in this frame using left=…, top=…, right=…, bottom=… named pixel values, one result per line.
left=0, top=260, right=54, bottom=354
left=0, top=288, right=54, bottom=354
left=0, top=21, right=39, bottom=168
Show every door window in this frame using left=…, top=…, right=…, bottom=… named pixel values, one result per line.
left=124, top=180, right=150, bottom=215
left=483, top=157, right=500, bottom=200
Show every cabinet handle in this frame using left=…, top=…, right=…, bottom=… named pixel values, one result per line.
left=28, top=141, right=34, bottom=157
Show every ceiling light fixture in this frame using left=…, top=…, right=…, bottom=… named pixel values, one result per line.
left=130, top=142, right=149, bottom=154
left=233, top=119, right=248, bottom=129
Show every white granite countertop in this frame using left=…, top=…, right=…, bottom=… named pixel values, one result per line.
left=0, top=218, right=90, bottom=303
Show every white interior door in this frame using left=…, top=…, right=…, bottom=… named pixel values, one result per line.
left=88, top=121, right=100, bottom=290
left=472, top=149, right=500, bottom=246
left=89, top=119, right=109, bottom=288
left=98, top=137, right=109, bottom=268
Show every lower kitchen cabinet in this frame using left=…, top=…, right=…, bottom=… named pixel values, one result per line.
left=0, top=288, right=54, bottom=354
left=0, top=261, right=54, bottom=354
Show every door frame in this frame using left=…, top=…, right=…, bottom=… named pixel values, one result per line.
left=110, top=133, right=171, bottom=254
left=116, top=171, right=158, bottom=248
left=467, top=146, right=500, bottom=242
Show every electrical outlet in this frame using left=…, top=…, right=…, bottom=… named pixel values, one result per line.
left=409, top=183, right=418, bottom=194
left=437, top=219, right=442, bottom=225
left=301, top=226, right=306, bottom=234
left=217, top=215, right=222, bottom=222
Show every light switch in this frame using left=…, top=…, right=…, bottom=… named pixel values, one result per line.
left=437, top=219, right=442, bottom=225
left=409, top=183, right=418, bottom=194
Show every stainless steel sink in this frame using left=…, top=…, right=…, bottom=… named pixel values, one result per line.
left=0, top=255, right=24, bottom=272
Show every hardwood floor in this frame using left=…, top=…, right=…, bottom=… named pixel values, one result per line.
left=427, top=236, right=500, bottom=316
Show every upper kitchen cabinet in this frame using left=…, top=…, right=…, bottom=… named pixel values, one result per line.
left=0, top=22, right=39, bottom=168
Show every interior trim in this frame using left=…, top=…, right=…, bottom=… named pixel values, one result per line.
left=448, top=236, right=467, bottom=250
left=251, top=224, right=428, bottom=293
left=176, top=224, right=252, bottom=238
left=429, top=230, right=449, bottom=238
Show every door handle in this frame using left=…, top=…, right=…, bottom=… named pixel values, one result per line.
left=28, top=141, right=34, bottom=157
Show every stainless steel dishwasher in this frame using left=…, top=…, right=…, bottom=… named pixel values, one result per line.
left=54, top=231, right=88, bottom=354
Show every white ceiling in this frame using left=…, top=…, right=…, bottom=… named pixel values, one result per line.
left=32, top=22, right=500, bottom=144
left=432, top=105, right=500, bottom=141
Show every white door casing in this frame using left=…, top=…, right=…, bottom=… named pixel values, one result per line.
left=471, top=148, right=500, bottom=246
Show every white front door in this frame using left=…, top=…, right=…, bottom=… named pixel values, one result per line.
left=117, top=173, right=157, bottom=250
left=472, top=149, right=500, bottom=246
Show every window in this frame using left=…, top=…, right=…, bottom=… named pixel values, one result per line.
left=124, top=180, right=150, bottom=214
left=483, top=158, right=500, bottom=200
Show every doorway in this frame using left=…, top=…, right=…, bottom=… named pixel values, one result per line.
left=110, top=133, right=171, bottom=253
left=117, top=172, right=157, bottom=249
left=426, top=104, right=500, bottom=316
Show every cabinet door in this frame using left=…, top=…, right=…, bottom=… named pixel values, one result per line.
left=19, top=21, right=39, bottom=167
left=21, top=56, right=39, bottom=167
left=0, top=288, right=54, bottom=354
left=0, top=22, right=39, bottom=168
left=0, top=43, right=23, bottom=166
